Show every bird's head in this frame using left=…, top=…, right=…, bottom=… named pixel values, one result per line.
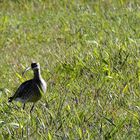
left=22, top=62, right=40, bottom=76
left=31, top=62, right=40, bottom=70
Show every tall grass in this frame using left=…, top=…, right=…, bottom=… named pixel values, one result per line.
left=0, top=0, right=140, bottom=139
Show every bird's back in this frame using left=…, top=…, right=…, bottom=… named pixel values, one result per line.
left=9, top=79, right=44, bottom=103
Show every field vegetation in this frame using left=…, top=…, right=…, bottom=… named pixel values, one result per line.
left=0, top=0, right=140, bottom=139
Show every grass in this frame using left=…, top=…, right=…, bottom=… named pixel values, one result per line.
left=0, top=0, right=140, bottom=139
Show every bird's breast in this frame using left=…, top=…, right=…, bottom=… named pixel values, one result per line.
left=40, top=79, right=47, bottom=93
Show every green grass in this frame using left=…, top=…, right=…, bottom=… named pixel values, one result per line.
left=0, top=0, right=140, bottom=139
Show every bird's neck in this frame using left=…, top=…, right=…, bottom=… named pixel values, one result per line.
left=33, top=70, right=42, bottom=80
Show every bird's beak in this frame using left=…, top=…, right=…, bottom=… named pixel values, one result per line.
left=22, top=67, right=31, bottom=76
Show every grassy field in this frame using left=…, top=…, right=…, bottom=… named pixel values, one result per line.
left=0, top=0, right=140, bottom=139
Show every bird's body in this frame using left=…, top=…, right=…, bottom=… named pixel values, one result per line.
left=8, top=62, right=46, bottom=112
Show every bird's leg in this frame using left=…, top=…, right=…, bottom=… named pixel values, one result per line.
left=45, top=101, right=49, bottom=109
left=23, top=103, right=25, bottom=110
left=30, top=103, right=35, bottom=113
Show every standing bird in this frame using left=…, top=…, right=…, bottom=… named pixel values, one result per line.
left=8, top=62, right=47, bottom=113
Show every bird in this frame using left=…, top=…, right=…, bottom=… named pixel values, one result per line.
left=8, top=62, right=47, bottom=113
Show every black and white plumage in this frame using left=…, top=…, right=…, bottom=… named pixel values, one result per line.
left=8, top=62, right=47, bottom=113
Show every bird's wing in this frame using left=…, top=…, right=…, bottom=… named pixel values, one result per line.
left=12, top=80, right=35, bottom=99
